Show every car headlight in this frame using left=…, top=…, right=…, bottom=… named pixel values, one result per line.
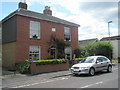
left=71, top=67, right=73, bottom=69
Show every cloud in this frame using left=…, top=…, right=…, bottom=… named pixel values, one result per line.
left=20, top=0, right=119, bottom=40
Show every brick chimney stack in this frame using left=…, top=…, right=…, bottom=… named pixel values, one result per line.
left=43, top=6, right=52, bottom=15
left=18, top=0, right=27, bottom=9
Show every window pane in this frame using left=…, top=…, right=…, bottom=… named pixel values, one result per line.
left=30, top=21, right=40, bottom=39
left=29, top=46, right=40, bottom=60
left=65, top=47, right=71, bottom=54
left=64, top=27, right=71, bottom=41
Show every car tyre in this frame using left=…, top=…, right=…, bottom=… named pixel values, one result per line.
left=89, top=68, right=95, bottom=76
left=107, top=65, right=112, bottom=73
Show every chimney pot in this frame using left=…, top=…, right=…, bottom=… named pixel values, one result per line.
left=43, top=6, right=52, bottom=15
left=18, top=0, right=27, bottom=9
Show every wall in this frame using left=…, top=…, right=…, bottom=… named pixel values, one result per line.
left=2, top=42, right=16, bottom=69
left=16, top=15, right=78, bottom=62
left=2, top=16, right=17, bottom=43
left=111, top=40, right=118, bottom=59
left=30, top=62, right=69, bottom=75
left=117, top=40, right=119, bottom=60
left=79, top=39, right=98, bottom=47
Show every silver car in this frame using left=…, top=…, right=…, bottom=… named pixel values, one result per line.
left=70, top=56, right=112, bottom=76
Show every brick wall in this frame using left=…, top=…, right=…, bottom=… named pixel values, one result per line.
left=30, top=62, right=69, bottom=75
left=15, top=15, right=78, bottom=62
left=2, top=42, right=16, bottom=69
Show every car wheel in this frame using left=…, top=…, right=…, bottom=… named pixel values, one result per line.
left=89, top=68, right=95, bottom=76
left=107, top=65, right=112, bottom=72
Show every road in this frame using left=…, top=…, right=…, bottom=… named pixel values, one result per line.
left=4, top=65, right=118, bottom=89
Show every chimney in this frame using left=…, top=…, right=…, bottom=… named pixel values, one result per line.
left=18, top=0, right=27, bottom=9
left=43, top=6, right=52, bottom=15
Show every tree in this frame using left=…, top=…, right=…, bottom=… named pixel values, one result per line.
left=74, top=47, right=84, bottom=58
left=82, top=41, right=113, bottom=60
left=48, top=35, right=70, bottom=59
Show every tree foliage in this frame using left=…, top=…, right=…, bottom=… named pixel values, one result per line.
left=48, top=35, right=70, bottom=59
left=74, top=41, right=113, bottom=60
left=83, top=41, right=113, bottom=60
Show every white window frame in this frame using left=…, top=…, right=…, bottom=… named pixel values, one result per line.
left=64, top=27, right=71, bottom=41
left=30, top=21, right=40, bottom=39
left=52, top=28, right=56, bottom=32
left=65, top=47, right=72, bottom=60
left=29, top=46, right=41, bottom=61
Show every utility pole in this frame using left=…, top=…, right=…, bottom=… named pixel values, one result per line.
left=108, top=21, right=112, bottom=42
left=108, top=21, right=112, bottom=60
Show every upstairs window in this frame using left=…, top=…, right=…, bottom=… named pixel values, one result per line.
left=29, top=46, right=40, bottom=61
left=30, top=21, right=40, bottom=39
left=64, top=27, right=71, bottom=41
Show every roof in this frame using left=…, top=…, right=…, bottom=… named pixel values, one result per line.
left=79, top=38, right=98, bottom=42
left=2, top=8, right=80, bottom=27
left=101, top=35, right=120, bottom=41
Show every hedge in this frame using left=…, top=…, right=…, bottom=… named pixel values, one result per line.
left=15, top=59, right=68, bottom=74
left=33, top=59, right=67, bottom=65
left=74, top=58, right=85, bottom=61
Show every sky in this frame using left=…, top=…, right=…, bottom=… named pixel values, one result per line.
left=0, top=0, right=119, bottom=40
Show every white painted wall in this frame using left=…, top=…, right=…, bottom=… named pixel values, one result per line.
left=118, top=40, right=120, bottom=59
left=111, top=40, right=118, bottom=59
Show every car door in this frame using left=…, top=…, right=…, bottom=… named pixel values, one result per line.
left=102, top=57, right=109, bottom=70
left=96, top=57, right=104, bottom=71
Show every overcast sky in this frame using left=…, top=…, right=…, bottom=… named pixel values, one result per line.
left=0, top=0, right=119, bottom=40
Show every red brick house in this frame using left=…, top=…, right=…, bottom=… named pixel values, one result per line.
left=2, top=1, right=80, bottom=69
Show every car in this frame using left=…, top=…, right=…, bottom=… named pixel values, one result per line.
left=70, top=56, right=112, bottom=76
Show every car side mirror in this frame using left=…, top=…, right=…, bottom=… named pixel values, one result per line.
left=96, top=60, right=100, bottom=63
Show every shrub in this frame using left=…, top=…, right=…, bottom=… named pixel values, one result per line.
left=83, top=41, right=113, bottom=60
left=34, top=59, right=67, bottom=65
left=15, top=60, right=30, bottom=74
left=75, top=58, right=85, bottom=61
left=74, top=48, right=81, bottom=58
left=74, top=58, right=85, bottom=63
left=47, top=55, right=55, bottom=59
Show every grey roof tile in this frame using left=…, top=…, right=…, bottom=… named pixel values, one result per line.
left=2, top=9, right=80, bottom=27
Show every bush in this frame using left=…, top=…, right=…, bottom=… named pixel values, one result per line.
left=15, top=60, right=30, bottom=74
left=74, top=58, right=85, bottom=63
left=83, top=41, right=113, bottom=60
left=34, top=59, right=67, bottom=65
left=47, top=55, right=55, bottom=59
left=75, top=58, right=85, bottom=61
left=74, top=48, right=81, bottom=58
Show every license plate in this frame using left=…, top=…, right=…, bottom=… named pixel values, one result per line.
left=73, top=69, right=79, bottom=72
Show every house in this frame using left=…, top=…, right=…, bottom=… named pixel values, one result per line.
left=79, top=38, right=98, bottom=47
left=101, top=35, right=120, bottom=59
left=2, top=1, right=80, bottom=69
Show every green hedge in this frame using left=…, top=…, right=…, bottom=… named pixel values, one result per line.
left=34, top=59, right=67, bottom=65
left=73, top=58, right=85, bottom=63
left=74, top=58, right=85, bottom=61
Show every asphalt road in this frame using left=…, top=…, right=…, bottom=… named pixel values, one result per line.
left=8, top=65, right=118, bottom=89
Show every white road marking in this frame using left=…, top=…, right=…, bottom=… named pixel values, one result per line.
left=12, top=77, right=68, bottom=88
left=6, top=67, right=118, bottom=88
left=80, top=81, right=103, bottom=88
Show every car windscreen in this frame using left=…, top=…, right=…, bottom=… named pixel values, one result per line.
left=80, top=57, right=95, bottom=63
